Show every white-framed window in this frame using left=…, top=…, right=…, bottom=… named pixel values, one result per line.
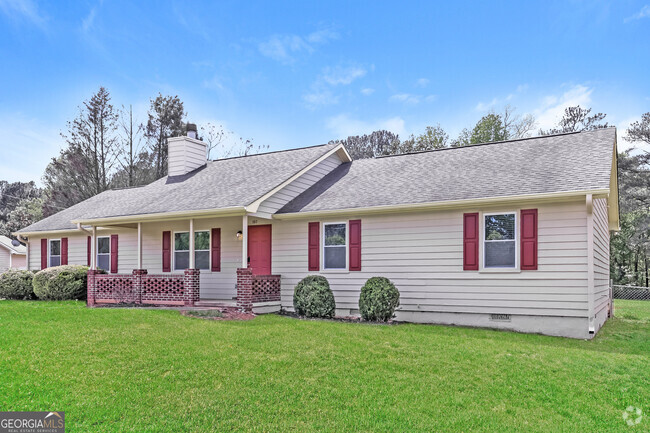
left=97, top=236, right=111, bottom=272
left=483, top=212, right=517, bottom=269
left=49, top=239, right=61, bottom=267
left=174, top=231, right=210, bottom=270
left=323, top=222, right=347, bottom=270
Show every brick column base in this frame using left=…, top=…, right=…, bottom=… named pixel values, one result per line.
left=183, top=269, right=200, bottom=306
left=237, top=267, right=253, bottom=312
left=87, top=269, right=99, bottom=307
left=132, top=269, right=148, bottom=304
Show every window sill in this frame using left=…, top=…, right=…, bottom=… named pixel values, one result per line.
left=478, top=268, right=521, bottom=274
left=320, top=269, right=350, bottom=274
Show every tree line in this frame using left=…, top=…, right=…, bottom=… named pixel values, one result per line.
left=0, top=87, right=263, bottom=237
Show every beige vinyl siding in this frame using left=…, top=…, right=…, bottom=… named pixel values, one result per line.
left=592, top=198, right=610, bottom=316
left=0, top=247, right=10, bottom=272
left=272, top=199, right=590, bottom=318
left=10, top=254, right=26, bottom=269
left=255, top=154, right=343, bottom=217
left=167, top=137, right=207, bottom=176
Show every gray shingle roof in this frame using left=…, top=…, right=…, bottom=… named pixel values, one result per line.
left=19, top=143, right=339, bottom=233
left=278, top=129, right=616, bottom=214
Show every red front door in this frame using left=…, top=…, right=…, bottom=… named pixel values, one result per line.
left=248, top=225, right=272, bottom=275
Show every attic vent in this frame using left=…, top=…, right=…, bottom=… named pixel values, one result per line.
left=490, top=313, right=511, bottom=322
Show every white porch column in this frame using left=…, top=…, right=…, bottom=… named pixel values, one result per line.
left=137, top=222, right=142, bottom=269
left=242, top=214, right=248, bottom=268
left=91, top=226, right=97, bottom=270
left=189, top=218, right=195, bottom=269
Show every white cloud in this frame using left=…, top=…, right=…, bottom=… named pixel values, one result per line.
left=258, top=27, right=338, bottom=63
left=303, top=64, right=368, bottom=108
left=325, top=114, right=406, bottom=138
left=616, top=116, right=650, bottom=154
left=390, top=93, right=437, bottom=105
left=475, top=84, right=528, bottom=111
left=624, top=4, right=650, bottom=22
left=415, top=78, right=429, bottom=88
left=81, top=7, right=97, bottom=33
left=322, top=66, right=366, bottom=86
left=202, top=75, right=225, bottom=91
left=533, top=84, right=593, bottom=131
left=390, top=93, right=421, bottom=105
left=361, top=88, right=375, bottom=95
left=303, top=89, right=339, bottom=108
left=306, top=28, right=339, bottom=44
left=0, top=0, right=47, bottom=29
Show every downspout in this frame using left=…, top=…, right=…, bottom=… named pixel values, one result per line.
left=77, top=223, right=91, bottom=234
left=17, top=235, right=29, bottom=271
left=586, top=194, right=595, bottom=334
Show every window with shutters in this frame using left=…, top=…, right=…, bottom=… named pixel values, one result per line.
left=323, top=222, right=347, bottom=270
left=49, top=239, right=61, bottom=267
left=174, top=231, right=210, bottom=270
left=483, top=212, right=517, bottom=268
left=97, top=236, right=111, bottom=272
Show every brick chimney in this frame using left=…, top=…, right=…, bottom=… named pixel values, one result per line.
left=167, top=123, right=207, bottom=176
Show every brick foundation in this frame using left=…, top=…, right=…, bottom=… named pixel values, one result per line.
left=86, top=269, right=200, bottom=306
left=183, top=269, right=200, bottom=306
left=236, top=267, right=253, bottom=312
left=236, top=268, right=281, bottom=312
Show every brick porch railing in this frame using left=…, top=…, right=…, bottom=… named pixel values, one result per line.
left=87, top=269, right=200, bottom=306
left=236, top=267, right=281, bottom=312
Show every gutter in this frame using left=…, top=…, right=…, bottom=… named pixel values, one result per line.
left=71, top=206, right=247, bottom=226
left=273, top=188, right=610, bottom=220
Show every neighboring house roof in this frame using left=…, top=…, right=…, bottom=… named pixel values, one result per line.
left=278, top=128, right=616, bottom=214
left=18, top=142, right=342, bottom=233
left=0, top=235, right=26, bottom=254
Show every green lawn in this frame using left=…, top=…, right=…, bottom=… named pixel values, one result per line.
left=1, top=301, right=648, bottom=432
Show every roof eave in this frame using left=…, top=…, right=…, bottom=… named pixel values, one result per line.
left=272, top=189, right=611, bottom=220
left=70, top=206, right=247, bottom=227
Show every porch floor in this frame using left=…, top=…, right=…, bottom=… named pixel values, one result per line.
left=196, top=299, right=238, bottom=308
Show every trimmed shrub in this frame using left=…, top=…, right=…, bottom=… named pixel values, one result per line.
left=359, top=277, right=400, bottom=322
left=33, top=265, right=90, bottom=300
left=293, top=275, right=336, bottom=318
left=0, top=269, right=35, bottom=299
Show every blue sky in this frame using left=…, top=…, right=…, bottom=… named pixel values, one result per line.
left=0, top=0, right=649, bottom=184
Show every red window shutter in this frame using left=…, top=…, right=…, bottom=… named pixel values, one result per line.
left=211, top=228, right=221, bottom=272
left=41, top=238, right=47, bottom=270
left=349, top=219, right=361, bottom=271
left=162, top=231, right=171, bottom=272
left=463, top=213, right=479, bottom=271
left=308, top=222, right=320, bottom=271
left=520, top=209, right=538, bottom=270
left=61, top=237, right=68, bottom=265
left=87, top=236, right=91, bottom=266
left=110, top=234, right=118, bottom=274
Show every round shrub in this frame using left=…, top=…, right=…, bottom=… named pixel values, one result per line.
left=33, top=265, right=90, bottom=300
left=359, top=277, right=400, bottom=322
left=0, top=269, right=35, bottom=299
left=293, top=275, right=336, bottom=318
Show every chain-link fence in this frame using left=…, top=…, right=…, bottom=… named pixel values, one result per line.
left=612, top=285, right=650, bottom=300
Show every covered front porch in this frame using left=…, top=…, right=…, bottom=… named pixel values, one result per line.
left=84, top=214, right=281, bottom=313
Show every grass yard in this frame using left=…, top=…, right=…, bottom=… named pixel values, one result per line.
left=1, top=301, right=649, bottom=432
